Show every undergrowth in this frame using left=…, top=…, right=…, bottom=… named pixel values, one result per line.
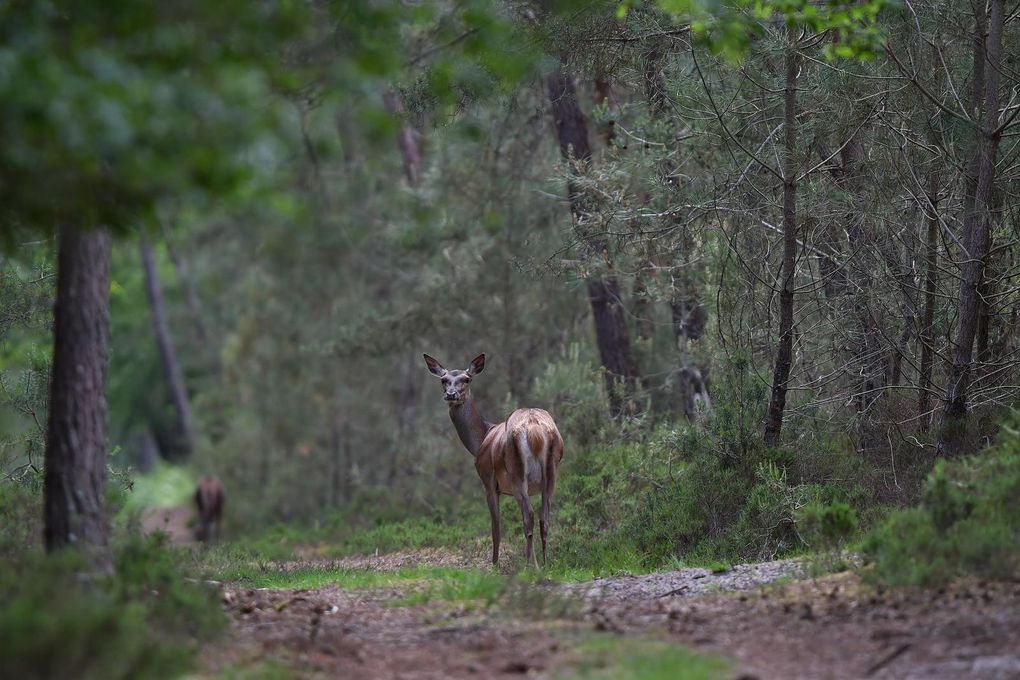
left=0, top=485, right=224, bottom=680
left=864, top=410, right=1020, bottom=586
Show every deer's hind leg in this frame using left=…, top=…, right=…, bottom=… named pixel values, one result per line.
left=539, top=440, right=560, bottom=565
left=514, top=487, right=537, bottom=569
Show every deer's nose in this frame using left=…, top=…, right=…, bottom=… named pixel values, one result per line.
left=445, top=391, right=458, bottom=400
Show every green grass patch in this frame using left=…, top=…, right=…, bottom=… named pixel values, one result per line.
left=216, top=563, right=509, bottom=607
left=555, top=636, right=731, bottom=680
left=212, top=658, right=297, bottom=680
left=323, top=516, right=486, bottom=557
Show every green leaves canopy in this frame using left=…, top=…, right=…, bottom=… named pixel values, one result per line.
left=0, top=0, right=308, bottom=242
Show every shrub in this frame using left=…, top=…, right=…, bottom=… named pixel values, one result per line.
left=798, top=500, right=859, bottom=552
left=864, top=413, right=1020, bottom=586
left=0, top=532, right=224, bottom=680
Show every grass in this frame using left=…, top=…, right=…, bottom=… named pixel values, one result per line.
left=209, top=659, right=297, bottom=680
left=555, top=636, right=731, bottom=680
left=215, top=563, right=510, bottom=607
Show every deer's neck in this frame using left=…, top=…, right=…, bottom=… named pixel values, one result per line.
left=449, top=394, right=495, bottom=457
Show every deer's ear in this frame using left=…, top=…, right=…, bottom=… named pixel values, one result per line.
left=423, top=354, right=447, bottom=377
left=468, top=353, right=486, bottom=376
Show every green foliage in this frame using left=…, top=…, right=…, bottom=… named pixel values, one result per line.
left=0, top=0, right=311, bottom=239
left=0, top=533, right=224, bottom=680
left=0, top=246, right=53, bottom=484
left=623, top=0, right=888, bottom=61
left=530, top=341, right=610, bottom=449
left=545, top=364, right=874, bottom=572
left=118, top=463, right=196, bottom=515
left=798, top=500, right=859, bottom=551
left=864, top=415, right=1020, bottom=586
left=0, top=480, right=43, bottom=562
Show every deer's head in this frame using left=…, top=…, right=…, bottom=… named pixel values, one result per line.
left=423, top=353, right=485, bottom=406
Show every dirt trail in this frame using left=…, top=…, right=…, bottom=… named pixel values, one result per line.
left=203, top=550, right=1020, bottom=679
left=140, top=504, right=196, bottom=545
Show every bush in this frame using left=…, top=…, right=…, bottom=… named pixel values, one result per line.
left=0, top=532, right=224, bottom=680
left=0, top=480, right=43, bottom=562
left=798, top=500, right=859, bottom=552
left=864, top=413, right=1020, bottom=586
left=546, top=410, right=862, bottom=573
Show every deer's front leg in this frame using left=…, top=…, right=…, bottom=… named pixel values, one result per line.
left=485, top=486, right=501, bottom=568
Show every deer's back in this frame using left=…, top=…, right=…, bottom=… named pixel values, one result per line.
left=476, top=408, right=562, bottom=496
left=195, top=476, right=224, bottom=520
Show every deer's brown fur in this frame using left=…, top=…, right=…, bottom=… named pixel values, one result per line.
left=194, top=475, right=224, bottom=543
left=424, top=353, right=564, bottom=568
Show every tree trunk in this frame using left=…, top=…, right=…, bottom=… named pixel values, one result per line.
left=141, top=237, right=195, bottom=458
left=918, top=171, right=940, bottom=429
left=384, top=90, right=426, bottom=427
left=330, top=421, right=342, bottom=507
left=137, top=429, right=159, bottom=474
left=384, top=89, right=423, bottom=186
left=671, top=288, right=711, bottom=420
left=838, top=135, right=885, bottom=414
left=642, top=45, right=712, bottom=419
left=763, top=32, right=800, bottom=447
left=547, top=66, right=639, bottom=416
left=161, top=223, right=212, bottom=346
left=938, top=0, right=1004, bottom=456
left=44, top=226, right=113, bottom=573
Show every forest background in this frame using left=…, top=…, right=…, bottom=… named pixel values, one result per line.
left=2, top=0, right=1019, bottom=600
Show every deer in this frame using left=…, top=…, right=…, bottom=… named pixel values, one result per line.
left=423, top=353, right=564, bottom=569
left=194, top=475, right=225, bottom=544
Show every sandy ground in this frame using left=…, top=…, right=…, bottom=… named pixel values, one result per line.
left=140, top=504, right=197, bottom=545
left=197, top=548, right=1020, bottom=679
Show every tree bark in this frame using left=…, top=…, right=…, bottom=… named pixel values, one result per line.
left=44, top=226, right=113, bottom=573
left=918, top=171, right=940, bottom=428
left=547, top=66, right=639, bottom=416
left=763, top=32, right=800, bottom=447
left=384, top=89, right=426, bottom=428
left=160, top=223, right=212, bottom=346
left=141, top=236, right=195, bottom=458
left=938, top=0, right=1004, bottom=456
left=838, top=135, right=885, bottom=414
left=384, top=89, right=423, bottom=186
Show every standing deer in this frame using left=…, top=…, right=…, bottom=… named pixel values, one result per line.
left=423, top=353, right=564, bottom=568
left=194, top=475, right=225, bottom=544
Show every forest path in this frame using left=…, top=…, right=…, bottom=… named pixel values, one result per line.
left=140, top=504, right=196, bottom=545
left=201, top=549, right=1020, bottom=679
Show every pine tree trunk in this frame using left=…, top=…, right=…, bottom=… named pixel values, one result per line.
left=547, top=66, right=639, bottom=416
left=938, top=0, right=1004, bottom=456
left=161, top=223, right=213, bottom=347
left=763, top=33, right=800, bottom=447
left=384, top=89, right=423, bottom=186
left=141, top=237, right=195, bottom=458
left=44, top=226, right=113, bottom=573
left=918, top=171, right=940, bottom=429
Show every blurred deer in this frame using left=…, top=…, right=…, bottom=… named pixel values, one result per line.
left=194, top=476, right=225, bottom=543
left=424, top=353, right=564, bottom=568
